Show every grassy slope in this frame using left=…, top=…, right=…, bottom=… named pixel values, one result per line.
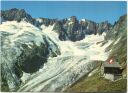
left=65, top=68, right=127, bottom=92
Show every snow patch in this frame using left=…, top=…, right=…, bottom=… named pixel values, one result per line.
left=68, top=18, right=71, bottom=21
left=81, top=19, right=86, bottom=22
left=114, top=37, right=120, bottom=45
left=68, top=21, right=74, bottom=25
left=36, top=18, right=43, bottom=23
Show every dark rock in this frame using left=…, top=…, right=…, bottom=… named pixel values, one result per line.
left=53, top=16, right=112, bottom=41
left=105, top=14, right=127, bottom=40
left=97, top=21, right=112, bottom=35
left=1, top=8, right=34, bottom=24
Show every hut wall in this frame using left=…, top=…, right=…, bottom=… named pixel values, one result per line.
left=104, top=73, right=114, bottom=81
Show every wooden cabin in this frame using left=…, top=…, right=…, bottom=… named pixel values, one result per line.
left=101, top=58, right=122, bottom=81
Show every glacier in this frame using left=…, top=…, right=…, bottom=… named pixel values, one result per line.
left=17, top=24, right=112, bottom=92
left=0, top=21, right=60, bottom=91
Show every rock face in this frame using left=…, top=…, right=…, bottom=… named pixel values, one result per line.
left=0, top=21, right=60, bottom=91
left=105, top=14, right=127, bottom=67
left=1, top=8, right=34, bottom=24
left=97, top=21, right=112, bottom=34
left=53, top=16, right=112, bottom=41
left=105, top=14, right=127, bottom=40
left=1, top=8, right=112, bottom=41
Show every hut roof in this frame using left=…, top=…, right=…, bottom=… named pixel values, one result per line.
left=103, top=61, right=121, bottom=68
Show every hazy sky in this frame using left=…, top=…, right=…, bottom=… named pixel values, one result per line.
left=1, top=1, right=127, bottom=24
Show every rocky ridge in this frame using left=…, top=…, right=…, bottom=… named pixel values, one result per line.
left=1, top=8, right=112, bottom=41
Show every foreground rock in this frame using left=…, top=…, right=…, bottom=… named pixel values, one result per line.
left=0, top=21, right=60, bottom=91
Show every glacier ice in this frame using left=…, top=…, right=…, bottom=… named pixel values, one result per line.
left=18, top=24, right=112, bottom=92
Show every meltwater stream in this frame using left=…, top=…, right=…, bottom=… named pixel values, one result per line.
left=18, top=25, right=111, bottom=92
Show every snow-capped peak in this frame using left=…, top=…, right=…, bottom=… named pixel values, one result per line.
left=36, top=18, right=43, bottom=23
left=81, top=19, right=86, bottom=22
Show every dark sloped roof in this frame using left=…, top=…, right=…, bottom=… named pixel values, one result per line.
left=103, top=61, right=121, bottom=68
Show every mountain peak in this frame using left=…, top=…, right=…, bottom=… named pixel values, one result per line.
left=1, top=8, right=33, bottom=23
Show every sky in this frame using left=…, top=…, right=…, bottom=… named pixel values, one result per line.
left=1, top=1, right=127, bottom=24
